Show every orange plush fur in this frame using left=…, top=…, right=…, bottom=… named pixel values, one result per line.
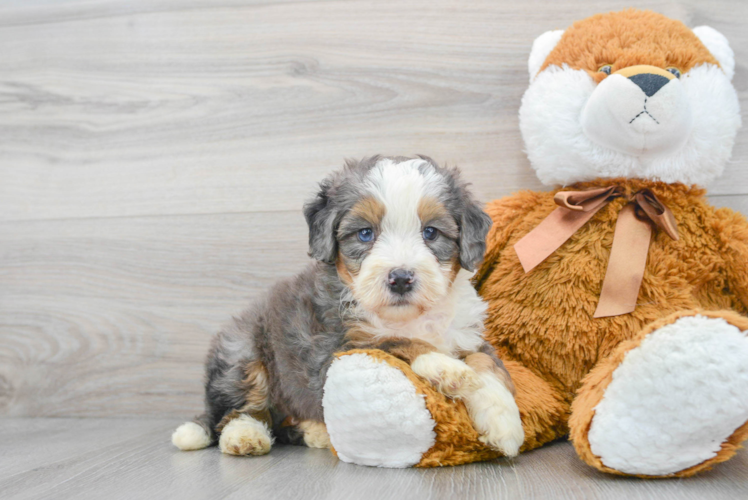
left=474, top=179, right=748, bottom=473
left=541, top=9, right=719, bottom=82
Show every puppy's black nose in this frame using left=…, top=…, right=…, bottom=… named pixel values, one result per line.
left=629, top=73, right=670, bottom=97
left=388, top=268, right=414, bottom=295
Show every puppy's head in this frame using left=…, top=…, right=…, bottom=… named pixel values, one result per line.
left=304, top=156, right=491, bottom=322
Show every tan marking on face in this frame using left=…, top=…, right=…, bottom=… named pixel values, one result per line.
left=419, top=195, right=461, bottom=284
left=449, top=256, right=462, bottom=283
left=418, top=196, right=448, bottom=224
left=464, top=352, right=516, bottom=396
left=350, top=196, right=386, bottom=226
left=336, top=250, right=355, bottom=284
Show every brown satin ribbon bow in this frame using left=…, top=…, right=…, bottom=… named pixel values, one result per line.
left=514, top=186, right=679, bottom=318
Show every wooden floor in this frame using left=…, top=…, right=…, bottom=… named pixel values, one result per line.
left=1, top=0, right=748, bottom=497
left=0, top=418, right=745, bottom=500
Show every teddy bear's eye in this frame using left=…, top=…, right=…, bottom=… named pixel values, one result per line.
left=666, top=67, right=681, bottom=79
left=598, top=65, right=612, bottom=75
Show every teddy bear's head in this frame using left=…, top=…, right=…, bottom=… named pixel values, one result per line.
left=519, top=9, right=741, bottom=187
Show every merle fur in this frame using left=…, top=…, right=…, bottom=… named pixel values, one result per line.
left=193, top=155, right=494, bottom=444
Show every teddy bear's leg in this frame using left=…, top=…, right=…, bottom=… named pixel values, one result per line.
left=502, top=359, right=570, bottom=452
left=324, top=349, right=530, bottom=467
left=570, top=310, right=748, bottom=477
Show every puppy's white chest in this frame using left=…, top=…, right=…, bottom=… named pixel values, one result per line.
left=362, top=272, right=487, bottom=355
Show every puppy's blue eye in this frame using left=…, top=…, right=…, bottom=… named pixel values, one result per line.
left=667, top=67, right=681, bottom=79
left=357, top=228, right=374, bottom=242
left=423, top=226, right=438, bottom=241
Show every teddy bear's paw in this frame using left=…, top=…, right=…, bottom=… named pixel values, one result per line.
left=466, top=372, right=524, bottom=457
left=411, top=352, right=483, bottom=399
left=218, top=414, right=273, bottom=456
left=298, top=420, right=331, bottom=449
left=323, top=352, right=437, bottom=467
left=587, top=315, right=748, bottom=475
left=172, top=421, right=212, bottom=451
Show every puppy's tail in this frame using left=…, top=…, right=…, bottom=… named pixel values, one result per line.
left=171, top=414, right=214, bottom=451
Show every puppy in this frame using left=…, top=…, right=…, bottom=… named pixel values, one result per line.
left=172, top=156, right=524, bottom=457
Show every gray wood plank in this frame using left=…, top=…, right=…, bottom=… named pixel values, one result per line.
left=0, top=0, right=746, bottom=222
left=0, top=418, right=746, bottom=500
left=709, top=194, right=748, bottom=215
left=0, top=210, right=308, bottom=417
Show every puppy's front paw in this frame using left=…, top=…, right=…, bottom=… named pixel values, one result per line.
left=411, top=352, right=483, bottom=398
left=467, top=373, right=524, bottom=457
left=219, top=415, right=273, bottom=456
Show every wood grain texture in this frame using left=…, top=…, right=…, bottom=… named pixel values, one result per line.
left=0, top=418, right=746, bottom=500
left=0, top=0, right=747, bottom=223
left=0, top=210, right=308, bottom=417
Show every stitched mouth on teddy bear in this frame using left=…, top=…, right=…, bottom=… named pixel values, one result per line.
left=628, top=97, right=660, bottom=125
left=581, top=71, right=693, bottom=157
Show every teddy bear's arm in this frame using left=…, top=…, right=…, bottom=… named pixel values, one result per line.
left=714, top=207, right=748, bottom=313
left=474, top=190, right=543, bottom=287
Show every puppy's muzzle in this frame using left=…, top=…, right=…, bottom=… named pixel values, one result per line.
left=388, top=268, right=415, bottom=295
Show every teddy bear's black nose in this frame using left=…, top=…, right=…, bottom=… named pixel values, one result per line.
left=629, top=73, right=670, bottom=97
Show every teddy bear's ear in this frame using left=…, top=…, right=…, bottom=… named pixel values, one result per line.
left=693, top=26, right=735, bottom=80
left=528, top=30, right=565, bottom=81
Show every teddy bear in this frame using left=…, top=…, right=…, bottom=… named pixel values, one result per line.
left=321, top=9, right=748, bottom=477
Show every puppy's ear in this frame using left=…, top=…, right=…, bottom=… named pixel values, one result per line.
left=458, top=197, right=492, bottom=272
left=304, top=177, right=338, bottom=264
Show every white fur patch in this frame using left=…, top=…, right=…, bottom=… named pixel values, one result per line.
left=588, top=316, right=748, bottom=475
left=219, top=414, right=273, bottom=456
left=357, top=270, right=487, bottom=355
left=520, top=63, right=741, bottom=186
left=528, top=30, right=565, bottom=81
left=411, top=353, right=524, bottom=457
left=411, top=352, right=483, bottom=397
left=465, top=372, right=524, bottom=457
left=581, top=74, right=692, bottom=157
left=353, top=158, right=450, bottom=321
left=172, top=421, right=211, bottom=451
left=323, top=353, right=436, bottom=468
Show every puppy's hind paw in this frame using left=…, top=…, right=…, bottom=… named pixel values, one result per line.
left=412, top=352, right=483, bottom=399
left=219, top=415, right=273, bottom=456
left=468, top=373, right=524, bottom=457
left=298, top=420, right=332, bottom=449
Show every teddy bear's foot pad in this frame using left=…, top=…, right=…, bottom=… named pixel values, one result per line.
left=588, top=315, right=748, bottom=475
left=323, top=353, right=436, bottom=468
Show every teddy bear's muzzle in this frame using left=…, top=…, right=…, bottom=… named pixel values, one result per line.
left=580, top=64, right=694, bottom=158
